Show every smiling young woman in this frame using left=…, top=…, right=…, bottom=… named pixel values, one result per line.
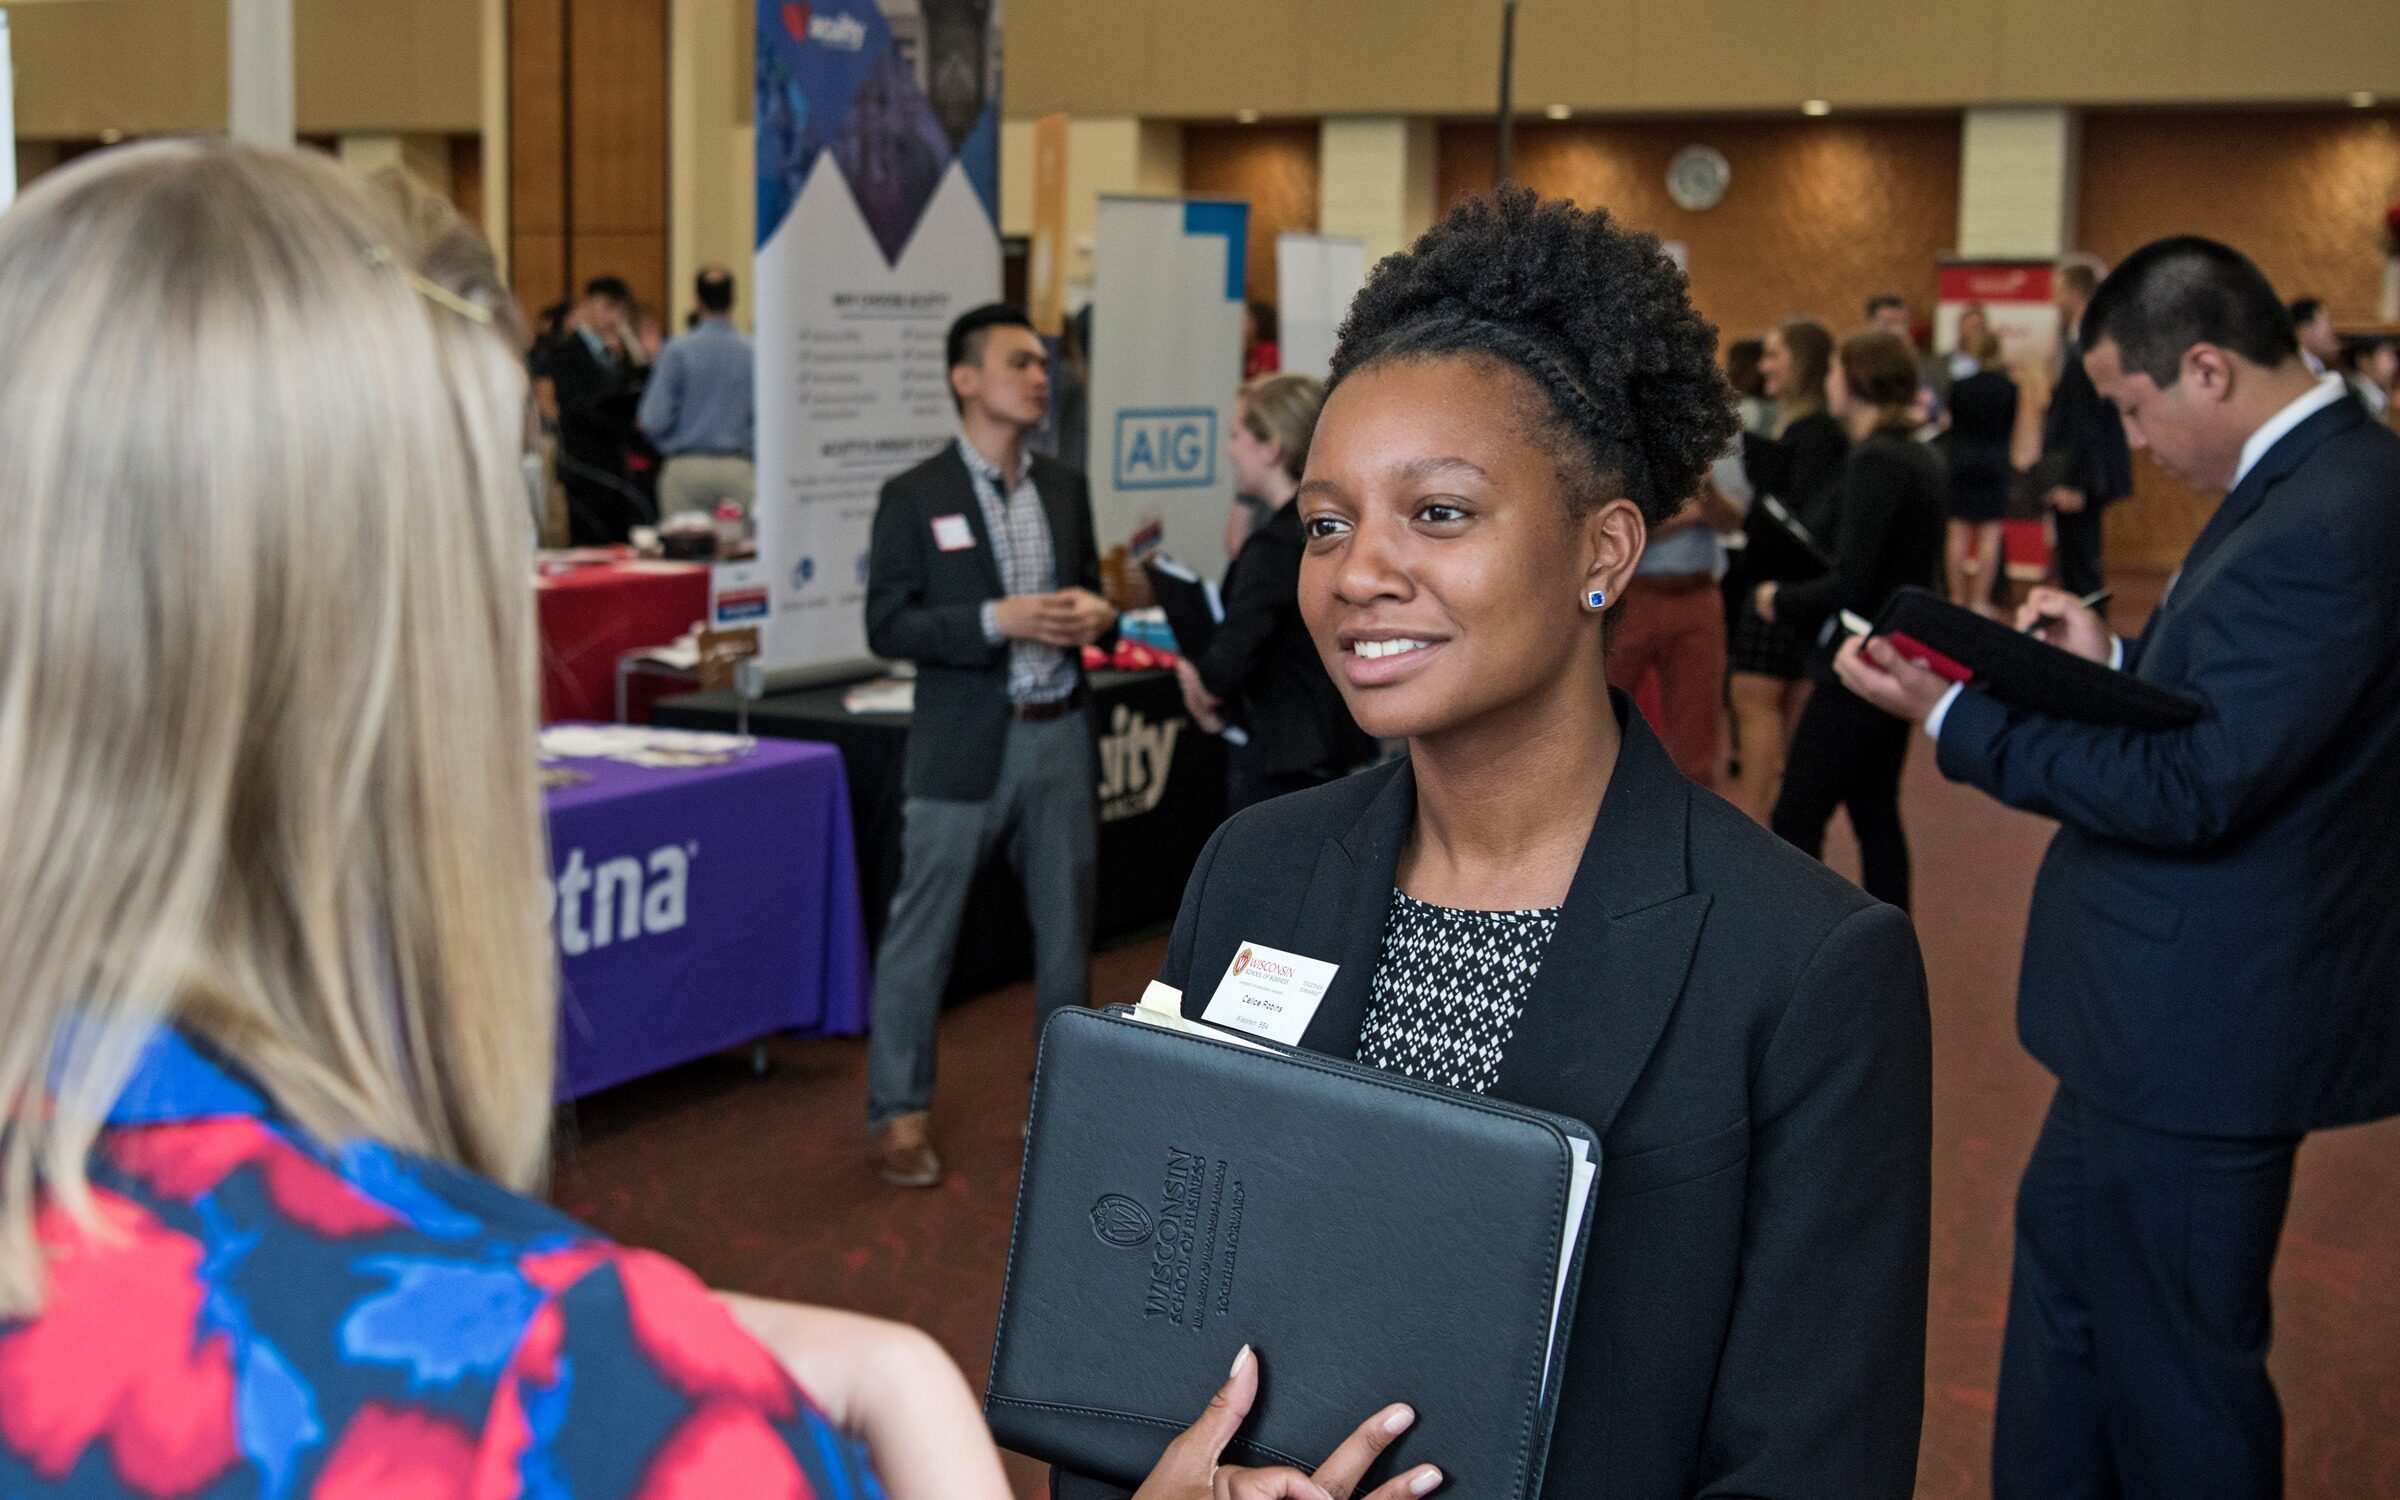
left=1059, top=188, right=1934, bottom=1500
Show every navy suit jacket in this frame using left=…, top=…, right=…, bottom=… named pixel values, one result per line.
left=1938, top=395, right=2400, bottom=1136
left=864, top=444, right=1107, bottom=801
left=1061, top=702, right=1931, bottom=1500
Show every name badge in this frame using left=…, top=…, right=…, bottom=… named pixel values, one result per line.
left=931, top=514, right=976, bottom=552
left=1202, top=941, right=1337, bottom=1045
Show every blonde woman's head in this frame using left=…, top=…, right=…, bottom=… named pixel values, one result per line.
left=1232, top=372, right=1326, bottom=496
left=0, top=140, right=551, bottom=1313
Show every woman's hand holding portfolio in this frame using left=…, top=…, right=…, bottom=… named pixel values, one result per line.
left=1133, top=1345, right=1443, bottom=1500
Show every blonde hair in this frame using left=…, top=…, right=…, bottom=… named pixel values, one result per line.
left=0, top=141, right=552, bottom=1314
left=1237, top=372, right=1326, bottom=486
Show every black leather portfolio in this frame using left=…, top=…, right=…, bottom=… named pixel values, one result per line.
left=1141, top=556, right=1220, bottom=659
left=986, top=1003, right=1598, bottom=1500
left=1875, top=586, right=2204, bottom=730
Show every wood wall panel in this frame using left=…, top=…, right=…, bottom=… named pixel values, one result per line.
left=512, top=232, right=570, bottom=323
left=571, top=233, right=668, bottom=318
left=1438, top=118, right=1964, bottom=354
left=1183, top=124, right=1322, bottom=308
left=2079, top=107, right=2400, bottom=570
left=568, top=0, right=669, bottom=235
left=510, top=0, right=567, bottom=236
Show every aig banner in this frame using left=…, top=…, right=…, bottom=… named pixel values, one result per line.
left=754, top=0, right=1004, bottom=670
left=1089, top=195, right=1249, bottom=572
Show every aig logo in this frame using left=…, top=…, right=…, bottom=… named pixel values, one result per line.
left=1113, top=408, right=1218, bottom=491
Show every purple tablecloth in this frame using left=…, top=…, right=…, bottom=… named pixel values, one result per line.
left=543, top=734, right=870, bottom=1099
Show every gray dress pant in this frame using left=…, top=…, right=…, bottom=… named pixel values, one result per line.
left=866, top=713, right=1097, bottom=1128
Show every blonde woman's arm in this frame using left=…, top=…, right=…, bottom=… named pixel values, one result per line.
left=718, top=1292, right=1014, bottom=1500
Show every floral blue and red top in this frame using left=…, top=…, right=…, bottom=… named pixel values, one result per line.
left=0, top=1028, right=885, bottom=1499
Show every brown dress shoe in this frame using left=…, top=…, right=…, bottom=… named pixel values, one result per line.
left=877, top=1110, right=944, bottom=1188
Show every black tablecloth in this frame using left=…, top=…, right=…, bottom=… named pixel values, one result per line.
left=655, top=670, right=1228, bottom=999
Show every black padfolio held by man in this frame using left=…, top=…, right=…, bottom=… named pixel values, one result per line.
left=985, top=995, right=1598, bottom=1500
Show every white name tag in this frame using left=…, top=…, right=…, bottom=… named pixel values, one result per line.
left=1202, top=941, right=1337, bottom=1045
left=931, top=513, right=976, bottom=552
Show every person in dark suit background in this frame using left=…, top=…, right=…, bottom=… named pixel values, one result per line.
left=1756, top=328, right=1948, bottom=910
left=1839, top=236, right=2400, bottom=1500
left=862, top=302, right=1118, bottom=1189
left=2039, top=255, right=2133, bottom=602
left=1060, top=189, right=1931, bottom=1500
left=1177, top=372, right=1376, bottom=814
left=547, top=274, right=651, bottom=544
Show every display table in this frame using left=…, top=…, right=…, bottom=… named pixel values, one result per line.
left=544, top=733, right=870, bottom=1098
left=536, top=560, right=709, bottom=723
left=654, top=670, right=1227, bottom=998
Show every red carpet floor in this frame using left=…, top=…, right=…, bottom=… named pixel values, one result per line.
left=551, top=579, right=2400, bottom=1498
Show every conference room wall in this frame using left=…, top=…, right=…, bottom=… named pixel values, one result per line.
left=1002, top=0, right=2400, bottom=121
left=1436, top=117, right=1965, bottom=361
left=1182, top=124, right=1322, bottom=308
left=2080, top=106, right=2400, bottom=573
left=9, top=0, right=483, bottom=140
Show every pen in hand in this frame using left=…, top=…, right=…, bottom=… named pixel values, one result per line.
left=2024, top=589, right=2113, bottom=641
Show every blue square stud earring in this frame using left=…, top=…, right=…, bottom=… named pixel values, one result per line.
left=1586, top=588, right=1608, bottom=610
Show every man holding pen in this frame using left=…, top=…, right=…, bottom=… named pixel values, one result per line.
left=1841, top=236, right=2400, bottom=1500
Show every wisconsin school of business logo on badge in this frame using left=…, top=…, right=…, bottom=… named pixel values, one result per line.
left=1232, top=948, right=1253, bottom=978
left=1090, top=1194, right=1153, bottom=1249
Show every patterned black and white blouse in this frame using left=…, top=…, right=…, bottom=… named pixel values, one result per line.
left=1356, top=888, right=1563, bottom=1095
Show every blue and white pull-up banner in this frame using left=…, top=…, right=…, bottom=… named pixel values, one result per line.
left=754, top=0, right=1003, bottom=670
left=1089, top=195, right=1249, bottom=572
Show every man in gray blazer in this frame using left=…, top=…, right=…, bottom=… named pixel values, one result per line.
left=863, top=303, right=1117, bottom=1187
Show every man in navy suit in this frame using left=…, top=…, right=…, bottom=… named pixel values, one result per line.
left=1839, top=236, right=2400, bottom=1500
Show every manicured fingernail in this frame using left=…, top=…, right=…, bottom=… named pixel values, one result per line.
left=1383, top=1406, right=1415, bottom=1436
left=1410, top=1468, right=1442, bottom=1495
left=1229, top=1344, right=1253, bottom=1379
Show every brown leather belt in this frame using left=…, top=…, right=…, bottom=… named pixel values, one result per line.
left=1010, top=690, right=1085, bottom=722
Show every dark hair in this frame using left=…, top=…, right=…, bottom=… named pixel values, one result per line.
left=2055, top=257, right=2102, bottom=300
left=695, top=266, right=736, bottom=314
left=2287, top=296, right=2325, bottom=329
left=946, top=301, right=1035, bottom=372
left=1725, top=337, right=1766, bottom=399
left=582, top=275, right=631, bottom=305
left=2080, top=236, right=2299, bottom=387
left=1246, top=299, right=1279, bottom=345
left=1838, top=329, right=1922, bottom=416
left=1864, top=293, right=1906, bottom=320
left=1327, top=187, right=1733, bottom=523
left=1772, top=316, right=1835, bottom=417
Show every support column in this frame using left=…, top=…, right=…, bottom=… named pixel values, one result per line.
left=1957, top=107, right=2078, bottom=260
left=228, top=0, right=295, bottom=147
left=669, top=0, right=753, bottom=329
left=1318, top=117, right=1437, bottom=269
left=481, top=0, right=511, bottom=269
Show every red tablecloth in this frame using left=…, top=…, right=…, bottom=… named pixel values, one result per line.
left=536, top=560, right=710, bottom=723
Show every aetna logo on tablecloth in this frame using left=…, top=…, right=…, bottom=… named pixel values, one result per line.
left=1098, top=706, right=1180, bottom=823
left=548, top=844, right=695, bottom=956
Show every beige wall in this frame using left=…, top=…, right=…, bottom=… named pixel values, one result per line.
left=12, top=0, right=481, bottom=140
left=1003, top=0, right=2400, bottom=119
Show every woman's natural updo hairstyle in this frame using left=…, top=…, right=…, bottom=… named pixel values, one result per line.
left=1326, top=186, right=1735, bottom=525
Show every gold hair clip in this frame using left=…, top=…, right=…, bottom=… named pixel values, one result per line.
left=367, top=245, right=495, bottom=326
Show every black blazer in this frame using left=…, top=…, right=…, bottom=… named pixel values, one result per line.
left=864, top=443, right=1107, bottom=801
left=1059, top=701, right=1931, bottom=1500
left=1776, top=430, right=1949, bottom=653
left=1194, top=500, right=1374, bottom=781
left=547, top=330, right=641, bottom=467
left=1740, top=410, right=1849, bottom=532
left=2040, top=341, right=2133, bottom=506
left=1942, top=368, right=2020, bottom=498
left=1939, top=395, right=2400, bottom=1137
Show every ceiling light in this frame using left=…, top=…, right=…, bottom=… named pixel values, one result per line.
left=2349, top=91, right=2378, bottom=108
left=1801, top=99, right=1832, bottom=117
left=1235, top=109, right=1260, bottom=124
left=1545, top=104, right=1572, bottom=121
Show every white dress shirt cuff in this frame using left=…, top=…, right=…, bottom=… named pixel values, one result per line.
left=2109, top=636, right=2124, bottom=671
left=980, top=600, right=1003, bottom=646
left=1923, top=683, right=1964, bottom=743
